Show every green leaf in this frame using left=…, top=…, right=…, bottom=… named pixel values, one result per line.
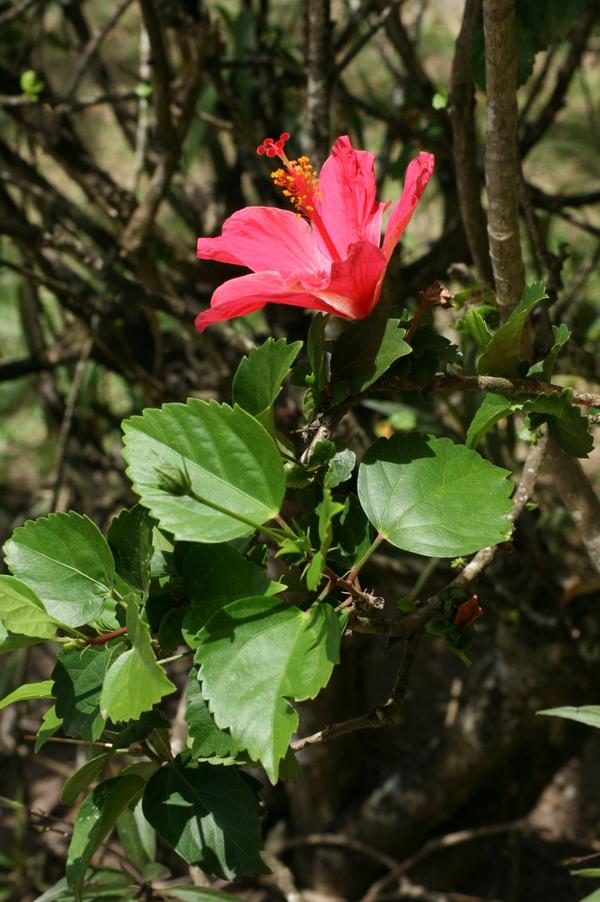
left=142, top=758, right=267, bottom=880
left=186, top=668, right=235, bottom=760
left=578, top=889, right=600, bottom=902
left=232, top=337, right=302, bottom=422
left=456, top=306, right=496, bottom=350
left=52, top=646, right=111, bottom=741
left=478, top=282, right=548, bottom=377
left=4, top=512, right=116, bottom=627
left=0, top=623, right=41, bottom=656
left=20, top=69, right=44, bottom=95
left=303, top=313, right=328, bottom=420
left=35, top=705, right=63, bottom=752
left=527, top=323, right=571, bottom=381
left=537, top=706, right=600, bottom=729
left=107, top=505, right=153, bottom=596
left=196, top=599, right=343, bottom=781
left=0, top=680, right=54, bottom=710
left=109, top=709, right=170, bottom=750
left=571, top=869, right=600, bottom=878
left=66, top=774, right=147, bottom=900
left=177, top=542, right=282, bottom=647
left=325, top=448, right=356, bottom=488
left=331, top=316, right=411, bottom=397
left=358, top=434, right=513, bottom=557
left=0, top=575, right=61, bottom=639
left=466, top=393, right=517, bottom=448
left=525, top=390, right=593, bottom=458
left=122, top=400, right=285, bottom=543
left=61, top=753, right=110, bottom=805
left=306, top=488, right=344, bottom=591
left=100, top=598, right=176, bottom=723
left=116, top=801, right=155, bottom=871
left=330, top=494, right=374, bottom=569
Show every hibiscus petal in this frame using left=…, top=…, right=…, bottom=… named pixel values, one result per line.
left=194, top=271, right=338, bottom=333
left=382, top=151, right=435, bottom=261
left=316, top=240, right=388, bottom=320
left=196, top=206, right=327, bottom=276
left=316, top=136, right=387, bottom=258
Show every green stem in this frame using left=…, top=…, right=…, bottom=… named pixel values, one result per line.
left=347, top=533, right=385, bottom=584
left=156, top=650, right=194, bottom=666
left=189, top=488, right=295, bottom=542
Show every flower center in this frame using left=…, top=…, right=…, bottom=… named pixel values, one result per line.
left=257, top=133, right=341, bottom=261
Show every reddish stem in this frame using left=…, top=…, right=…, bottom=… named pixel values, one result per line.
left=85, top=626, right=128, bottom=645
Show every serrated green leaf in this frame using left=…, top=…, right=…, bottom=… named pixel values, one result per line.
left=331, top=315, right=411, bottom=396
left=143, top=758, right=266, bottom=879
left=358, top=434, right=513, bottom=557
left=528, top=323, right=571, bottom=381
left=325, top=448, right=356, bottom=488
left=232, top=337, right=302, bottom=421
left=177, top=542, right=281, bottom=647
left=0, top=680, right=54, bottom=710
left=109, top=709, right=170, bottom=750
left=3, top=512, right=116, bottom=627
left=537, top=706, right=600, bottom=729
left=306, top=488, right=344, bottom=591
left=100, top=598, right=175, bottom=723
left=35, top=705, right=63, bottom=752
left=186, top=667, right=235, bottom=760
left=107, top=505, right=153, bottom=596
left=0, top=575, right=61, bottom=639
left=196, top=599, right=343, bottom=781
left=478, top=282, right=548, bottom=377
left=456, top=306, right=496, bottom=350
left=466, top=393, right=518, bottom=448
left=66, top=774, right=147, bottom=900
left=61, top=753, right=110, bottom=805
left=525, top=390, right=593, bottom=458
left=52, top=646, right=111, bottom=741
left=122, top=400, right=285, bottom=543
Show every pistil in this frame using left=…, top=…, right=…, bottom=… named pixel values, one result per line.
left=257, top=133, right=341, bottom=261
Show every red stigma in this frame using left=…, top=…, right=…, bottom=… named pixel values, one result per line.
left=256, top=132, right=290, bottom=157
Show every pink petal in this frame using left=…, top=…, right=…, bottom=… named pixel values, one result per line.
left=316, top=241, right=388, bottom=320
left=194, top=271, right=339, bottom=333
left=315, top=136, right=387, bottom=258
left=382, top=151, right=435, bottom=261
left=196, top=206, right=328, bottom=276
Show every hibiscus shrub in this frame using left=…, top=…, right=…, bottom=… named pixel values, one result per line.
left=0, top=127, right=596, bottom=899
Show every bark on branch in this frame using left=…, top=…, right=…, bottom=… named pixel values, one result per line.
left=483, top=0, right=525, bottom=319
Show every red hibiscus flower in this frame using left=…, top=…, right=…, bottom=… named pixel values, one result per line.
left=195, top=133, right=434, bottom=333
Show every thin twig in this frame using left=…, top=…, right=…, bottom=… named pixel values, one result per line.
left=520, top=2, right=598, bottom=154
left=49, top=330, right=95, bottom=511
left=332, top=0, right=404, bottom=78
left=62, top=0, right=134, bottom=102
left=291, top=631, right=422, bottom=750
left=361, top=820, right=529, bottom=901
